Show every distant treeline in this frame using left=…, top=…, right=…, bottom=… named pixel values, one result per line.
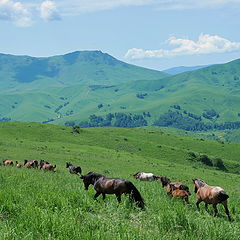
left=153, top=110, right=240, bottom=131
left=65, top=113, right=149, bottom=128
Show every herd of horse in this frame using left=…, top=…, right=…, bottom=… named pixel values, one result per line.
left=1, top=160, right=231, bottom=220
left=2, top=159, right=56, bottom=170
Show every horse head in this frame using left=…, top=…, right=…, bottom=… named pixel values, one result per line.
left=193, top=178, right=206, bottom=193
left=179, top=184, right=191, bottom=196
left=160, top=176, right=170, bottom=187
left=81, top=172, right=104, bottom=190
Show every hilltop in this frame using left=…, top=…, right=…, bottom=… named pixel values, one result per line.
left=0, top=51, right=167, bottom=93
left=0, top=52, right=240, bottom=133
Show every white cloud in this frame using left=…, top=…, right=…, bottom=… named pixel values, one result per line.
left=0, top=0, right=32, bottom=26
left=1, top=0, right=240, bottom=26
left=40, top=1, right=60, bottom=21
left=125, top=34, right=240, bottom=59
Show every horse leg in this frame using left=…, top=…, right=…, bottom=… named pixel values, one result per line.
left=196, top=199, right=202, bottom=211
left=213, top=204, right=218, bottom=217
left=115, top=194, right=121, bottom=203
left=93, top=192, right=101, bottom=200
left=205, top=203, right=208, bottom=211
left=102, top=193, right=106, bottom=200
left=222, top=201, right=231, bottom=221
left=184, top=196, right=189, bottom=204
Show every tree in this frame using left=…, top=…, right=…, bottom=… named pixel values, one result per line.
left=213, top=157, right=227, bottom=171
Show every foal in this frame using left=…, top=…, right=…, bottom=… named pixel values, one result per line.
left=169, top=184, right=191, bottom=203
left=160, top=176, right=183, bottom=195
left=193, top=178, right=231, bottom=220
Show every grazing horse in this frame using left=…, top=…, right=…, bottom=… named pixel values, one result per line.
left=193, top=178, right=231, bottom=220
left=81, top=172, right=145, bottom=209
left=15, top=161, right=22, bottom=168
left=160, top=176, right=183, bottom=195
left=2, top=160, right=13, bottom=166
left=40, top=160, right=56, bottom=171
left=133, top=172, right=156, bottom=181
left=169, top=183, right=191, bottom=203
left=66, top=162, right=82, bottom=175
left=24, top=160, right=38, bottom=168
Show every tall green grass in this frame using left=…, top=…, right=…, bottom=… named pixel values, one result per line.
left=0, top=122, right=240, bottom=239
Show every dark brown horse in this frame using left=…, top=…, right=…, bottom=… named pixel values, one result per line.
left=193, top=178, right=231, bottom=220
left=81, top=172, right=145, bottom=209
left=2, top=160, right=13, bottom=166
left=66, top=162, right=82, bottom=175
left=40, top=160, right=56, bottom=171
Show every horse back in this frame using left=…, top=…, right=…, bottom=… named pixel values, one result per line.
left=197, top=185, right=226, bottom=204
left=94, top=177, right=127, bottom=194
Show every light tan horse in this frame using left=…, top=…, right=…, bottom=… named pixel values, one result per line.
left=3, top=160, right=13, bottom=166
left=193, top=178, right=231, bottom=220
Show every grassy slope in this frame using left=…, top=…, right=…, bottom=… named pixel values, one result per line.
left=0, top=122, right=240, bottom=239
left=1, top=57, right=240, bottom=125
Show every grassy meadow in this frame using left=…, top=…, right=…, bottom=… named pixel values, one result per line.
left=0, top=122, right=240, bottom=239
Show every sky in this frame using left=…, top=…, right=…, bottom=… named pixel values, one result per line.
left=0, top=0, right=240, bottom=70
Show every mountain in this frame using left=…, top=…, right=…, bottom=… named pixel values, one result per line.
left=0, top=52, right=240, bottom=131
left=0, top=51, right=168, bottom=93
left=163, top=65, right=210, bottom=75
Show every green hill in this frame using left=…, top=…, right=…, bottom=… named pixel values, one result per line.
left=0, top=51, right=167, bottom=93
left=0, top=122, right=240, bottom=239
left=0, top=53, right=240, bottom=134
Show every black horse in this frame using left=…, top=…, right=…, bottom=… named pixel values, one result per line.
left=80, top=172, right=145, bottom=209
left=66, top=162, right=82, bottom=175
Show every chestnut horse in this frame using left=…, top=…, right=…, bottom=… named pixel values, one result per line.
left=81, top=172, right=145, bottom=209
left=24, top=160, right=38, bottom=168
left=3, top=160, right=13, bottom=166
left=160, top=176, right=183, bottom=195
left=193, top=178, right=231, bottom=220
left=169, top=183, right=191, bottom=203
left=40, top=160, right=56, bottom=171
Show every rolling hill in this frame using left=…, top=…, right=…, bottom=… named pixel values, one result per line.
left=0, top=51, right=167, bottom=93
left=0, top=52, right=240, bottom=134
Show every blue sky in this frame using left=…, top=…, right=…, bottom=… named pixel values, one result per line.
left=0, top=0, right=240, bottom=70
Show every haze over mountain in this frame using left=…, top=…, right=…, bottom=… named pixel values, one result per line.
left=0, top=51, right=167, bottom=93
left=0, top=51, right=240, bottom=132
left=163, top=65, right=210, bottom=75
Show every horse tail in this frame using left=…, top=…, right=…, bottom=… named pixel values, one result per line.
left=125, top=181, right=145, bottom=210
left=218, top=190, right=229, bottom=202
